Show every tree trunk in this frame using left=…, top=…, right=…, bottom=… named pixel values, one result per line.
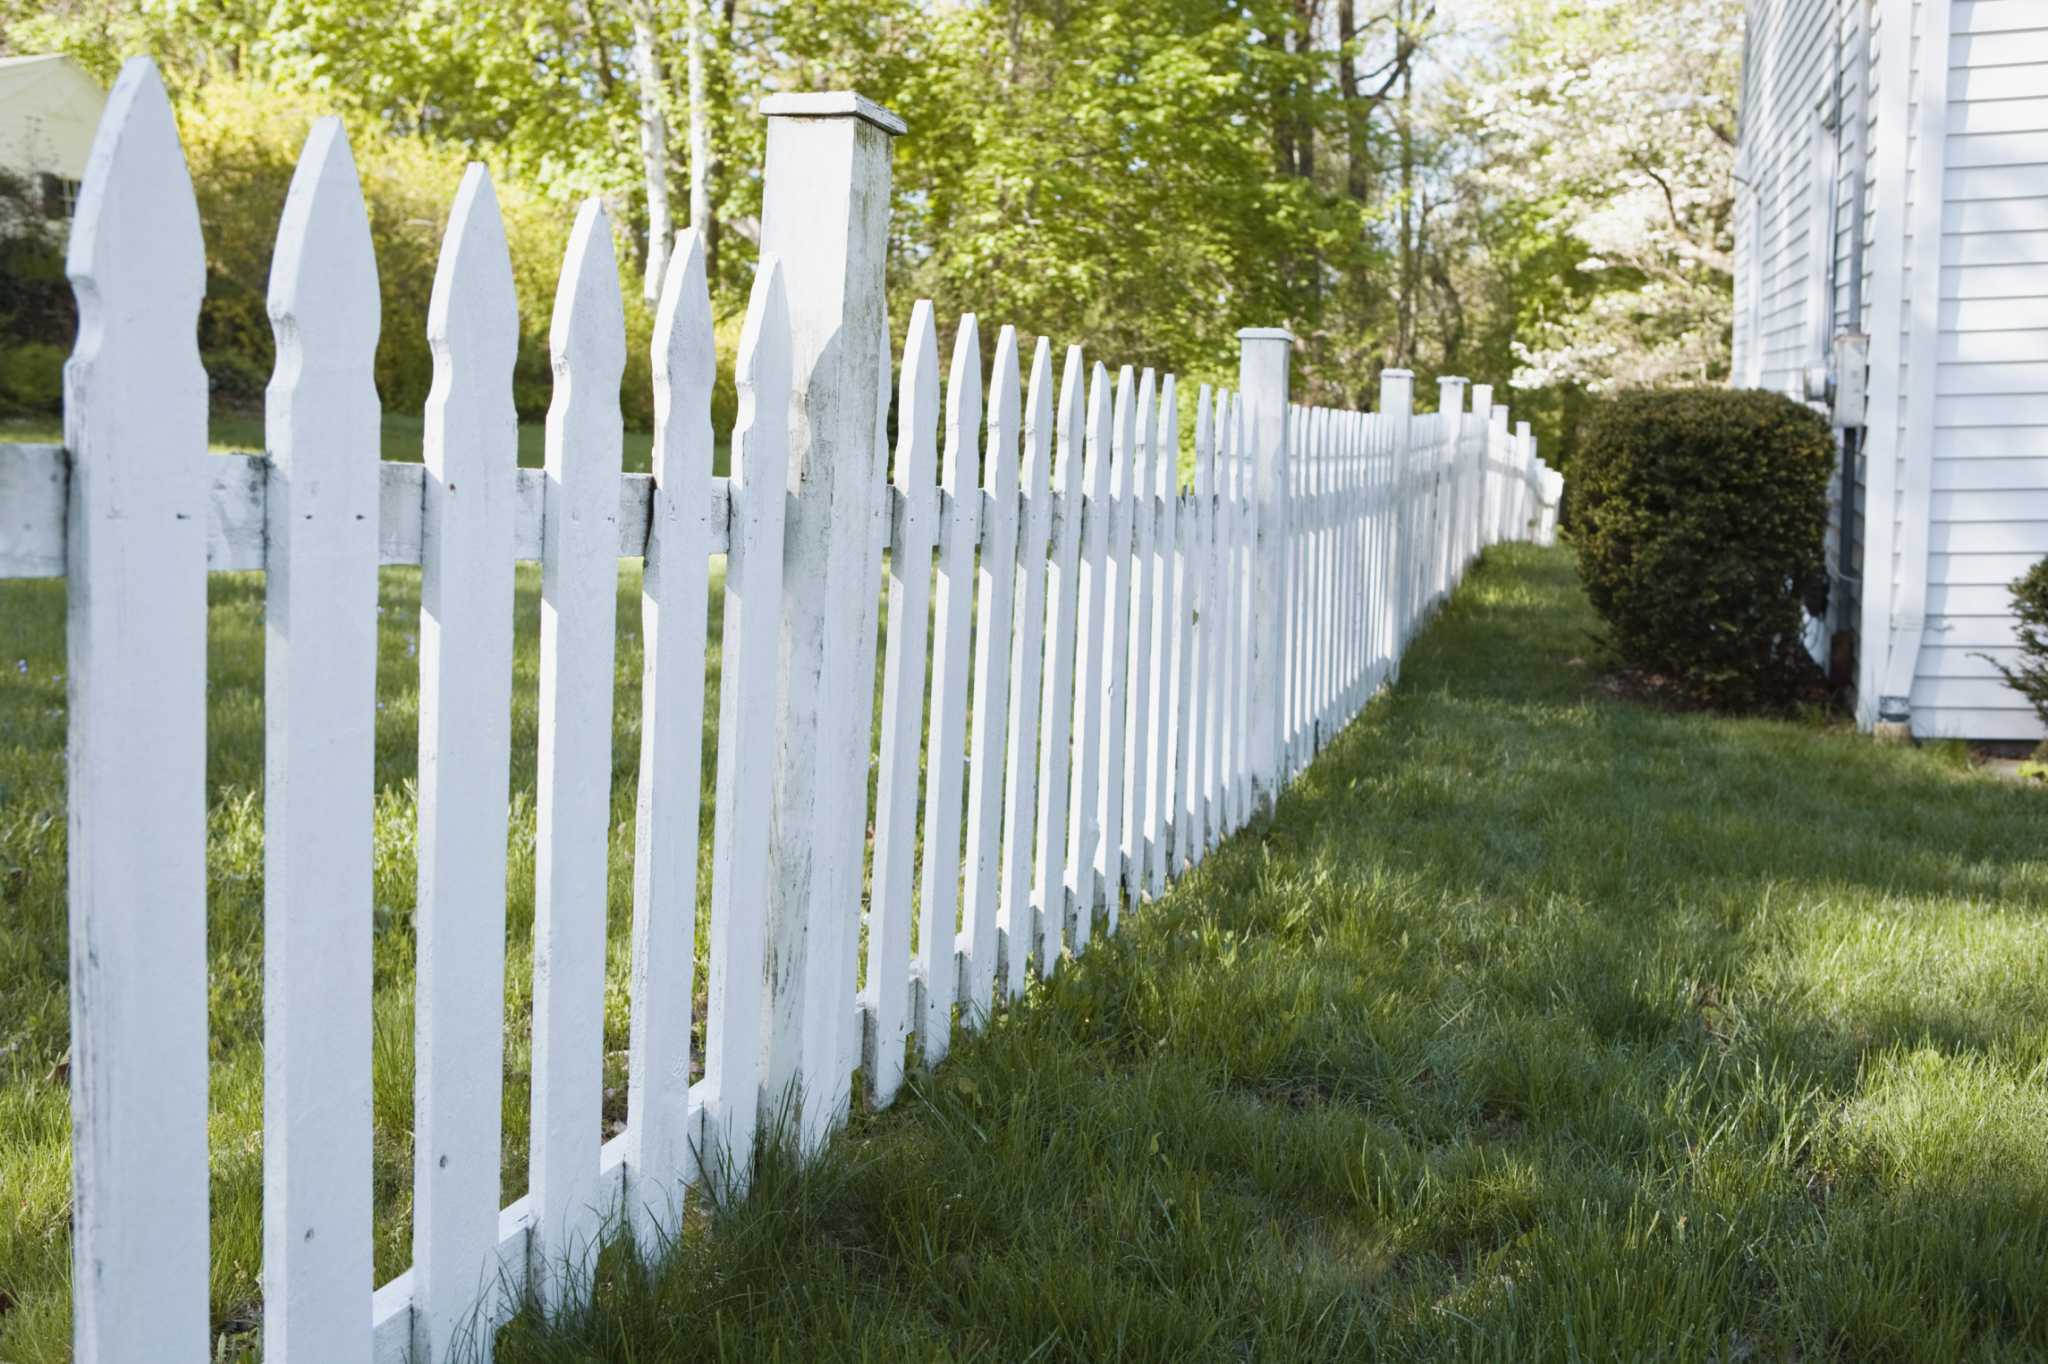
left=633, top=2, right=674, bottom=303
left=1337, top=0, right=1368, bottom=202
left=1396, top=52, right=1415, bottom=367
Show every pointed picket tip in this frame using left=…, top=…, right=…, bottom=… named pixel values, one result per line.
left=67, top=57, right=203, bottom=355
left=731, top=254, right=792, bottom=492
left=268, top=117, right=378, bottom=371
left=943, top=313, right=983, bottom=488
left=652, top=228, right=713, bottom=432
left=1086, top=362, right=1115, bottom=497
left=1133, top=368, right=1157, bottom=487
left=991, top=326, right=1022, bottom=433
left=1022, top=337, right=1054, bottom=494
left=1054, top=345, right=1086, bottom=489
left=550, top=199, right=627, bottom=384
left=1157, top=374, right=1178, bottom=494
left=1111, top=366, right=1138, bottom=495
left=895, top=301, right=940, bottom=488
left=428, top=163, right=518, bottom=371
left=986, top=326, right=1022, bottom=496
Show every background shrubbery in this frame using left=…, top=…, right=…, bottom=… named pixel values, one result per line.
left=1570, top=387, right=1834, bottom=709
left=1, top=81, right=740, bottom=437
left=1985, top=557, right=2048, bottom=747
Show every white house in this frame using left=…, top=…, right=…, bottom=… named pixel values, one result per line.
left=0, top=53, right=106, bottom=221
left=1733, top=0, right=2047, bottom=742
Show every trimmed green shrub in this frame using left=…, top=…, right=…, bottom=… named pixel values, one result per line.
left=1983, top=557, right=2048, bottom=743
left=1571, top=387, right=1833, bottom=708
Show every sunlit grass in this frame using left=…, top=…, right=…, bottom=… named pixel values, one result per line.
left=5, top=542, right=2046, bottom=1361
left=482, top=543, right=2045, bottom=1364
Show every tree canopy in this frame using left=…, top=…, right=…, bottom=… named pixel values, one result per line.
left=1, top=0, right=1740, bottom=463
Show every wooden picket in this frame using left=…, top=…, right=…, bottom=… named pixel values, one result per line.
left=864, top=301, right=940, bottom=1108
left=916, top=316, right=981, bottom=1066
left=961, top=327, right=1022, bottom=1023
left=527, top=198, right=627, bottom=1313
left=262, top=115, right=380, bottom=1364
left=624, top=228, right=716, bottom=1247
left=7, top=64, right=1564, bottom=1361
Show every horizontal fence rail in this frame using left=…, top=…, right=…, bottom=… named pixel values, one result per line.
left=0, top=60, right=1563, bottom=1364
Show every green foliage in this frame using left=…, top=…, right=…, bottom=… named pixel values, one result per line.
left=0, top=341, right=65, bottom=416
left=1572, top=388, right=1833, bottom=708
left=1983, top=558, right=2048, bottom=732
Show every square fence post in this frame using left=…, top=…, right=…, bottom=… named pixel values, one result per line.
left=1435, top=377, right=1466, bottom=606
left=754, top=92, right=904, bottom=1158
left=1237, top=327, right=1292, bottom=815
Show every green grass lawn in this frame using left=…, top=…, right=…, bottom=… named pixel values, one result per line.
left=3, top=542, right=2045, bottom=1361
left=489, top=544, right=2045, bottom=1364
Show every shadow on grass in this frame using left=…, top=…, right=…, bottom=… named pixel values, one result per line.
left=494, top=543, right=2048, bottom=1364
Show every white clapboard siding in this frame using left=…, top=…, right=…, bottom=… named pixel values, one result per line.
left=262, top=116, right=381, bottom=1364
left=864, top=301, right=941, bottom=1108
left=701, top=258, right=793, bottom=1195
left=62, top=56, right=212, bottom=1364
left=917, top=317, right=982, bottom=1065
left=1098, top=367, right=1139, bottom=936
left=1034, top=347, right=1089, bottom=976
left=625, top=229, right=716, bottom=1247
left=961, top=327, right=1023, bottom=1024
left=999, top=338, right=1056, bottom=998
left=528, top=200, right=626, bottom=1312
left=1150, top=376, right=1182, bottom=896
left=1065, top=363, right=1115, bottom=957
left=412, top=162, right=521, bottom=1364
left=1119, top=369, right=1158, bottom=919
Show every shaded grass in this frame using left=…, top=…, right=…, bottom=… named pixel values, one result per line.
left=0, top=555, right=730, bottom=1359
left=488, top=544, right=2048, bottom=1364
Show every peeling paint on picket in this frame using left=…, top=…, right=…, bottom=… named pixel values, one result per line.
left=8, top=63, right=1562, bottom=1362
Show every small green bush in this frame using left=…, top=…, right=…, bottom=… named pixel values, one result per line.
left=1571, top=387, right=1834, bottom=708
left=1983, top=557, right=2048, bottom=743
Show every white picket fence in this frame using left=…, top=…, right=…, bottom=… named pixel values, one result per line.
left=0, top=60, right=1563, bottom=1364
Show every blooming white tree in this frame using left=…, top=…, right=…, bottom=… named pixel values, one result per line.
left=1450, top=0, right=1741, bottom=392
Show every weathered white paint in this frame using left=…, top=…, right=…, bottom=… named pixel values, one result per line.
left=756, top=96, right=899, bottom=1150
left=625, top=229, right=716, bottom=1249
left=1096, top=367, right=1138, bottom=936
left=1238, top=329, right=1291, bottom=811
left=1034, top=347, right=1089, bottom=977
left=62, top=56, right=211, bottom=1364
left=528, top=199, right=626, bottom=1312
left=1065, top=363, right=1115, bottom=956
left=1118, top=369, right=1158, bottom=920
left=702, top=257, right=793, bottom=1192
left=411, top=162, right=520, bottom=1364
left=1149, top=375, right=1182, bottom=896
left=918, top=317, right=981, bottom=1064
left=261, top=115, right=380, bottom=1364
left=864, top=301, right=940, bottom=1106
left=962, top=326, right=1023, bottom=1020
left=999, top=338, right=1056, bottom=997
